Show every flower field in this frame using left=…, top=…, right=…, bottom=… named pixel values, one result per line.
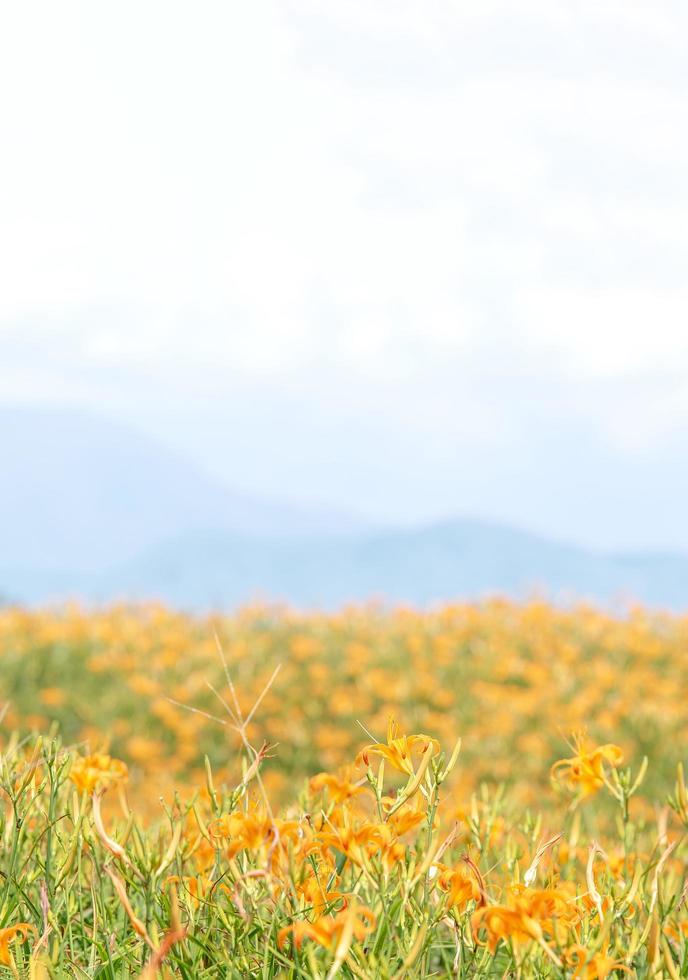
left=0, top=600, right=687, bottom=977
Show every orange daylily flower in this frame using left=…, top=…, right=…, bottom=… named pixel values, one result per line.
left=69, top=753, right=128, bottom=795
left=0, top=923, right=36, bottom=966
left=316, top=819, right=389, bottom=865
left=664, top=920, right=688, bottom=942
left=551, top=735, right=623, bottom=799
left=278, top=904, right=375, bottom=950
left=510, top=883, right=580, bottom=943
left=309, top=771, right=365, bottom=804
left=209, top=810, right=299, bottom=865
left=472, top=884, right=579, bottom=960
left=566, top=943, right=630, bottom=978
left=471, top=904, right=546, bottom=956
left=387, top=805, right=426, bottom=838
left=357, top=717, right=439, bottom=776
left=436, top=863, right=482, bottom=911
left=295, top=866, right=343, bottom=911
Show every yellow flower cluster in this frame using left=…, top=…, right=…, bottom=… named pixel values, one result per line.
left=0, top=676, right=686, bottom=974
left=1, top=599, right=687, bottom=816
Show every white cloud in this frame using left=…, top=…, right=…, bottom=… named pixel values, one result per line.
left=2, top=0, right=688, bottom=541
left=517, top=286, right=688, bottom=375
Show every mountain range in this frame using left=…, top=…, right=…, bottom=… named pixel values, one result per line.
left=0, top=406, right=366, bottom=571
left=2, top=406, right=687, bottom=610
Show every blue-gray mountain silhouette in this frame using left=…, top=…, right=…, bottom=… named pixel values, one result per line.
left=1, top=407, right=687, bottom=609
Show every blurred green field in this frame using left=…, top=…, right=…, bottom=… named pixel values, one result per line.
left=1, top=600, right=686, bottom=807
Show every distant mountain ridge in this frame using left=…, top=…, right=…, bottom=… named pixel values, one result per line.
left=2, top=519, right=688, bottom=610
left=0, top=406, right=367, bottom=572
left=1, top=406, right=687, bottom=610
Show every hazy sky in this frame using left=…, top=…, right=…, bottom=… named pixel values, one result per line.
left=2, top=1, right=688, bottom=548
